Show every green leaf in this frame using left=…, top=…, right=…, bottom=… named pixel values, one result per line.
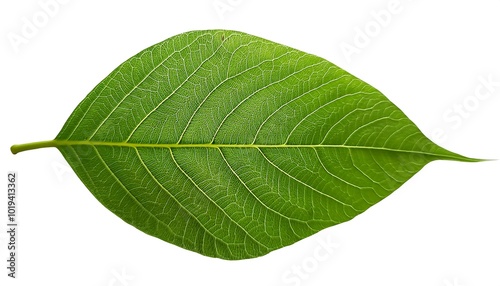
left=11, top=30, right=481, bottom=260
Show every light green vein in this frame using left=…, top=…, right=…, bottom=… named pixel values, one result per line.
left=10, top=139, right=482, bottom=163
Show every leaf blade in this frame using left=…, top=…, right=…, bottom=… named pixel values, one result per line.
left=14, top=30, right=482, bottom=259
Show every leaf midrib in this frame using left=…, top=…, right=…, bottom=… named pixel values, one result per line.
left=10, top=139, right=479, bottom=162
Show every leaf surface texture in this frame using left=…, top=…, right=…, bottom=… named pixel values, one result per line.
left=50, top=30, right=475, bottom=259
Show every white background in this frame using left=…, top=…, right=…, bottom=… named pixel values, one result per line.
left=1, top=1, right=499, bottom=285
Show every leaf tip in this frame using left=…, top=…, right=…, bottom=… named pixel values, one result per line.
left=473, top=158, right=497, bottom=162
left=453, top=155, right=492, bottom=163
